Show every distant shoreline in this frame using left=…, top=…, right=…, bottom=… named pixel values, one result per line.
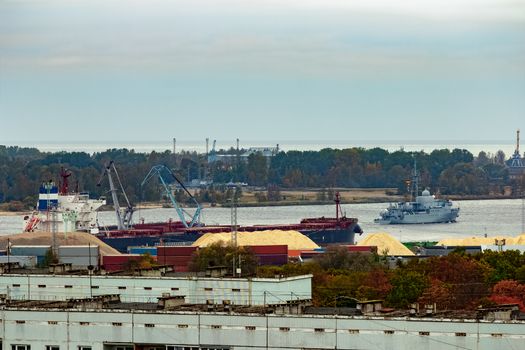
left=1, top=193, right=521, bottom=217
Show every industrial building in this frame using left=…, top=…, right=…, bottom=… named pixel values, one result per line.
left=0, top=274, right=312, bottom=305
left=0, top=300, right=524, bottom=350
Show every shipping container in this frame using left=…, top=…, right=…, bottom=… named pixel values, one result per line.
left=157, top=246, right=198, bottom=256
left=288, top=250, right=305, bottom=257
left=128, top=247, right=158, bottom=256
left=58, top=245, right=100, bottom=257
left=173, top=265, right=189, bottom=272
left=0, top=255, right=37, bottom=267
left=102, top=254, right=142, bottom=265
left=11, top=245, right=51, bottom=257
left=103, top=264, right=127, bottom=272
left=257, top=254, right=288, bottom=266
left=300, top=251, right=322, bottom=260
left=248, top=245, right=288, bottom=255
left=159, top=256, right=193, bottom=267
left=60, top=256, right=99, bottom=268
left=346, top=245, right=377, bottom=253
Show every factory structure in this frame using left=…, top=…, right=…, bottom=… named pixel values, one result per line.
left=206, top=139, right=279, bottom=165
left=0, top=268, right=524, bottom=350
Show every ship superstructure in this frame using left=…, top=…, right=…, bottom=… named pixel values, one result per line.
left=23, top=168, right=106, bottom=232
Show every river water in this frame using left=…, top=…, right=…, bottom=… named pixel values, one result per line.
left=1, top=199, right=524, bottom=242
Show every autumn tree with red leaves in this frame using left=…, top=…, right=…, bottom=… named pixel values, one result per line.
left=489, top=280, right=525, bottom=311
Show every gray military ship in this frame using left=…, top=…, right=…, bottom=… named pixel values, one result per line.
left=375, top=160, right=460, bottom=225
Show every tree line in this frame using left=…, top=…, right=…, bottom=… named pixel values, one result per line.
left=257, top=247, right=525, bottom=311
left=187, top=242, right=525, bottom=311
left=0, top=144, right=518, bottom=209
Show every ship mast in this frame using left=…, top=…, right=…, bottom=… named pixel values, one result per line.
left=412, top=156, right=419, bottom=201
left=517, top=129, right=520, bottom=155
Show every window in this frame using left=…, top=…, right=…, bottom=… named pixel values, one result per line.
left=118, top=286, right=126, bottom=290
left=455, top=332, right=466, bottom=337
left=491, top=333, right=502, bottom=338
left=78, top=347, right=91, bottom=350
left=279, top=327, right=290, bottom=332
left=38, top=285, right=46, bottom=288
left=11, top=345, right=30, bottom=350
left=384, top=330, right=394, bottom=335
left=12, top=284, right=20, bottom=287
left=178, top=324, right=188, bottom=328
left=349, top=329, right=359, bottom=334
left=232, top=288, right=241, bottom=292
left=171, top=287, right=179, bottom=291
left=15, top=320, right=26, bottom=324
left=419, top=331, right=430, bottom=336
left=46, top=346, right=59, bottom=350
left=145, top=324, right=155, bottom=328
left=48, top=321, right=58, bottom=325
left=204, top=287, right=213, bottom=291
left=64, top=285, right=73, bottom=289
left=91, top=285, right=99, bottom=289
left=79, top=322, right=90, bottom=326
left=144, top=287, right=152, bottom=290
left=245, top=326, right=256, bottom=330
left=314, top=328, right=325, bottom=333
left=211, top=325, right=222, bottom=329
left=112, top=322, right=123, bottom=326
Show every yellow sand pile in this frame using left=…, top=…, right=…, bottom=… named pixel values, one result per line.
left=192, top=230, right=320, bottom=250
left=357, top=232, right=414, bottom=256
left=0, top=231, right=120, bottom=256
left=438, top=234, right=525, bottom=246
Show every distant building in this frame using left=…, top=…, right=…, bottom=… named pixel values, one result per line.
left=208, top=145, right=280, bottom=164
left=507, top=129, right=525, bottom=181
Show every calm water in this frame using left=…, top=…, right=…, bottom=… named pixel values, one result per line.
left=1, top=199, right=524, bottom=242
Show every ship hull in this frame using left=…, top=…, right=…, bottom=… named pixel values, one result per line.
left=375, top=209, right=459, bottom=225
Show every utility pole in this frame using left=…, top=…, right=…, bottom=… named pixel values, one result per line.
left=231, top=187, right=238, bottom=277
left=51, top=207, right=58, bottom=258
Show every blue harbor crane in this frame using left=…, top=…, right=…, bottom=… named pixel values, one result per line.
left=141, top=165, right=202, bottom=228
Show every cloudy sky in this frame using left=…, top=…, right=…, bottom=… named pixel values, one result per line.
left=1, top=0, right=524, bottom=145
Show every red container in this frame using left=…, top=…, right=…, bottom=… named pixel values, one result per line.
left=288, top=250, right=304, bottom=257
left=102, top=254, right=141, bottom=265
left=104, top=264, right=126, bottom=272
left=157, top=246, right=198, bottom=257
left=174, top=265, right=189, bottom=272
left=257, top=254, right=288, bottom=266
left=160, top=256, right=192, bottom=264
left=248, top=245, right=288, bottom=255
left=346, top=246, right=377, bottom=253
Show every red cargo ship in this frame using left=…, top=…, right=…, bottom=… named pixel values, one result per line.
left=96, top=193, right=362, bottom=253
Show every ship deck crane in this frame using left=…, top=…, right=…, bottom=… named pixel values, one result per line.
left=97, top=161, right=134, bottom=230
left=141, top=165, right=202, bottom=228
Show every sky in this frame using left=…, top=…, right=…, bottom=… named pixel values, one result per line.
left=0, top=0, right=524, bottom=146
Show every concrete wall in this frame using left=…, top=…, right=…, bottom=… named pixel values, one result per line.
left=0, top=274, right=312, bottom=305
left=0, top=309, right=524, bottom=350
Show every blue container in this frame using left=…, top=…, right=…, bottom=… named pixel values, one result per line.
left=127, top=246, right=157, bottom=256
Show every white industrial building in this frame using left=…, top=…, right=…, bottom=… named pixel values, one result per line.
left=0, top=274, right=312, bottom=305
left=0, top=306, right=524, bottom=350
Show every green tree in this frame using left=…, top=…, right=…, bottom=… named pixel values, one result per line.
left=386, top=270, right=429, bottom=308
left=246, top=152, right=268, bottom=186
